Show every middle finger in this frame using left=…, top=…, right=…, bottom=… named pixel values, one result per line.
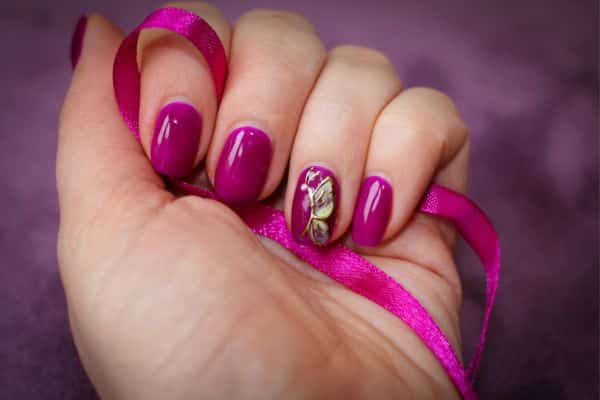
left=207, top=9, right=326, bottom=205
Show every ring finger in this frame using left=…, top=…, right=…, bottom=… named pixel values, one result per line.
left=286, top=45, right=402, bottom=246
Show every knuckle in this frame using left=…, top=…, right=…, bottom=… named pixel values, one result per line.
left=404, top=86, right=461, bottom=118
left=239, top=40, right=323, bottom=92
left=238, top=9, right=316, bottom=33
left=399, top=87, right=468, bottom=143
left=405, top=86, right=450, bottom=101
left=331, top=45, right=394, bottom=69
left=329, top=46, right=400, bottom=87
left=234, top=11, right=325, bottom=85
left=262, top=29, right=324, bottom=63
left=381, top=107, right=446, bottom=153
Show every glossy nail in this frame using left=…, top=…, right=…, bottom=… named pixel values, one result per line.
left=351, top=176, right=393, bottom=246
left=214, top=126, right=272, bottom=205
left=291, top=165, right=338, bottom=246
left=151, top=102, right=202, bottom=178
left=70, top=15, right=87, bottom=69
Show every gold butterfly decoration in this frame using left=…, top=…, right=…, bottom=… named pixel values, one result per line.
left=301, top=169, right=335, bottom=246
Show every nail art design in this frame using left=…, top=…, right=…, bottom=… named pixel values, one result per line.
left=302, top=170, right=334, bottom=245
left=292, top=166, right=338, bottom=246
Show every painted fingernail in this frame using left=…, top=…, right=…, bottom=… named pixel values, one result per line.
left=70, top=15, right=87, bottom=69
left=151, top=102, right=202, bottom=178
left=214, top=126, right=272, bottom=205
left=291, top=166, right=338, bottom=246
left=351, top=176, right=393, bottom=246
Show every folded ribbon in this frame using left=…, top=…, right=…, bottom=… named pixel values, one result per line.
left=113, top=7, right=500, bottom=399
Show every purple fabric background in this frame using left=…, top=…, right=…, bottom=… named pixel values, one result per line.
left=0, top=0, right=597, bottom=398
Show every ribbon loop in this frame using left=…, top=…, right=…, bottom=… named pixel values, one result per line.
left=114, top=7, right=227, bottom=139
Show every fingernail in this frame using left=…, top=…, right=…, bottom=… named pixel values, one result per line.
left=351, top=176, right=393, bottom=246
left=214, top=126, right=272, bottom=205
left=151, top=102, right=202, bottom=178
left=291, top=165, right=338, bottom=246
left=70, top=15, right=87, bottom=69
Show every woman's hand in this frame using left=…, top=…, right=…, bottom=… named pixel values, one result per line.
left=58, top=3, right=469, bottom=399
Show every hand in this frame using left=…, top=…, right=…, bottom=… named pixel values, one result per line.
left=58, top=3, right=469, bottom=399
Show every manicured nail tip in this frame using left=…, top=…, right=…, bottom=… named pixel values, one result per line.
left=150, top=102, right=202, bottom=178
left=214, top=126, right=272, bottom=205
left=70, top=15, right=88, bottom=69
left=291, top=165, right=338, bottom=247
left=351, top=175, right=393, bottom=247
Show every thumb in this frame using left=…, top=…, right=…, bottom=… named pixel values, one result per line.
left=57, top=14, right=168, bottom=233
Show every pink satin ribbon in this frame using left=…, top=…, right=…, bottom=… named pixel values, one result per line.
left=113, top=8, right=500, bottom=399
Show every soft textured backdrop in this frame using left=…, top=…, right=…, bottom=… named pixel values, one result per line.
left=0, top=0, right=597, bottom=398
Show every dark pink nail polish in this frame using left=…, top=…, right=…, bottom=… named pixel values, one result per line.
left=151, top=102, right=202, bottom=178
left=351, top=176, right=393, bottom=246
left=214, top=126, right=272, bottom=205
left=70, top=15, right=87, bottom=69
left=291, top=166, right=338, bottom=246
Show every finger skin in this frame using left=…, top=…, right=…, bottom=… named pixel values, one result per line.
left=352, top=87, right=469, bottom=247
left=285, top=45, right=402, bottom=246
left=207, top=9, right=326, bottom=205
left=138, top=2, right=231, bottom=178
